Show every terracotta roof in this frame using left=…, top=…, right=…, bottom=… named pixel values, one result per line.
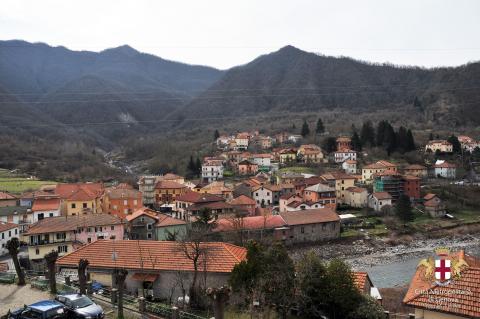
left=238, top=160, right=256, bottom=166
left=345, top=159, right=357, bottom=164
left=374, top=169, right=400, bottom=177
left=403, top=175, right=420, bottom=181
left=372, top=192, right=392, bottom=200
left=126, top=207, right=159, bottom=222
left=336, top=137, right=351, bottom=142
left=25, top=214, right=123, bottom=235
left=427, top=139, right=452, bottom=145
left=156, top=214, right=187, bottom=227
left=229, top=195, right=256, bottom=206
left=57, top=240, right=246, bottom=273
left=252, top=154, right=272, bottom=158
left=434, top=161, right=456, bottom=168
left=377, top=160, right=397, bottom=167
left=424, top=193, right=438, bottom=200
left=364, top=161, right=397, bottom=170
left=280, top=208, right=340, bottom=226
left=404, top=251, right=480, bottom=318
left=405, top=164, right=427, bottom=170
left=0, top=192, right=16, bottom=200
left=55, top=183, right=104, bottom=200
left=353, top=272, right=371, bottom=292
left=175, top=191, right=225, bottom=204
left=155, top=180, right=187, bottom=189
left=0, top=221, right=18, bottom=232
left=162, top=173, right=183, bottom=180
left=305, top=183, right=335, bottom=193
left=213, top=215, right=287, bottom=232
left=186, top=201, right=233, bottom=211
left=31, top=198, right=60, bottom=211
left=346, top=187, right=367, bottom=193
left=424, top=198, right=442, bottom=207
left=105, top=187, right=141, bottom=199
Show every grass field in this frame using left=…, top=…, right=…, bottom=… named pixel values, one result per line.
left=278, top=166, right=315, bottom=174
left=0, top=169, right=55, bottom=194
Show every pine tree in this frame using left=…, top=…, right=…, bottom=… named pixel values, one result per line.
left=376, top=121, right=387, bottom=147
left=429, top=132, right=434, bottom=140
left=351, top=132, right=362, bottom=152
left=322, top=137, right=337, bottom=153
left=195, top=157, right=202, bottom=177
left=383, top=121, right=397, bottom=155
left=406, top=129, right=416, bottom=151
left=187, top=156, right=196, bottom=177
left=301, top=120, right=310, bottom=137
left=447, top=134, right=461, bottom=153
left=360, top=121, right=375, bottom=147
left=214, top=129, right=220, bottom=141
left=413, top=96, right=422, bottom=108
left=316, top=118, right=325, bottom=134
left=396, top=126, right=408, bottom=153
left=395, top=194, right=414, bottom=223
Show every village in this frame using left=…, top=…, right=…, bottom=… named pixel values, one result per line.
left=0, top=121, right=480, bottom=319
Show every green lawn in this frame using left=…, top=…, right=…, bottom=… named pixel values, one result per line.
left=278, top=166, right=315, bottom=174
left=0, top=170, right=56, bottom=194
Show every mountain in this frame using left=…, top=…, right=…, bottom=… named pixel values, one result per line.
left=176, top=45, right=480, bottom=126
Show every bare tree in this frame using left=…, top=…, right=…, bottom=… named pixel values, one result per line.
left=6, top=238, right=25, bottom=285
left=206, top=286, right=231, bottom=319
left=44, top=250, right=59, bottom=294
left=78, top=259, right=89, bottom=295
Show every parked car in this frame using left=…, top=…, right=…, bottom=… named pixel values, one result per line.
left=9, top=300, right=65, bottom=319
left=54, top=294, right=104, bottom=319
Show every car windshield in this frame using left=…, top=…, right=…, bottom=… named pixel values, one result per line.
left=71, top=296, right=94, bottom=308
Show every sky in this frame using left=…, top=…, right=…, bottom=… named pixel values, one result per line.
left=1, top=0, right=480, bottom=70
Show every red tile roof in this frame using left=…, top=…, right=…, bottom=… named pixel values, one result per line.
left=156, top=214, right=187, bottom=227
left=346, top=187, right=367, bottom=193
left=372, top=192, right=392, bottom=200
left=405, top=164, right=427, bottom=170
left=0, top=221, right=18, bottom=232
left=280, top=208, right=340, bottom=226
left=0, top=192, right=16, bottom=200
left=424, top=193, right=438, bottom=201
left=55, top=183, right=104, bottom=201
left=434, top=161, right=457, bottom=168
left=155, top=180, right=187, bottom=189
left=104, top=187, right=141, bottom=199
left=125, top=207, right=158, bottom=222
left=353, top=272, right=371, bottom=292
left=31, top=198, right=60, bottom=211
left=404, top=251, right=480, bottom=318
left=175, top=191, right=224, bottom=203
left=213, top=215, right=287, bottom=232
left=57, top=240, right=246, bottom=273
left=25, top=214, right=123, bottom=235
left=229, top=195, right=256, bottom=206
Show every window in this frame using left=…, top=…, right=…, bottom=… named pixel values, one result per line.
left=147, top=233, right=152, bottom=239
left=35, top=248, right=40, bottom=255
left=83, top=203, right=87, bottom=208
left=58, top=245, right=68, bottom=253
left=71, top=203, right=76, bottom=209
left=87, top=238, right=91, bottom=243
left=87, top=227, right=92, bottom=233
left=123, top=200, right=128, bottom=205
left=111, top=226, right=115, bottom=231
left=1, top=233, right=4, bottom=240
left=14, top=229, right=17, bottom=235
left=133, top=200, right=138, bottom=205
left=147, top=224, right=153, bottom=230
left=301, top=227, right=305, bottom=234
left=37, top=213, right=44, bottom=220
left=49, top=213, right=53, bottom=217
left=8, top=230, right=11, bottom=237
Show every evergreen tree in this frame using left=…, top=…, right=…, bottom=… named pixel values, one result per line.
left=187, top=155, right=196, bottom=177
left=383, top=122, right=397, bottom=155
left=376, top=121, right=387, bottom=147
left=297, top=252, right=329, bottom=318
left=351, top=132, right=362, bottom=152
left=395, top=194, right=414, bottom=223
left=214, top=129, right=220, bottom=141
left=360, top=121, right=375, bottom=147
left=447, top=134, right=462, bottom=153
left=195, top=157, right=202, bottom=177
left=406, top=129, right=416, bottom=151
left=315, top=118, right=325, bottom=134
left=396, top=126, right=408, bottom=153
left=322, top=137, right=337, bottom=153
left=301, top=120, right=310, bottom=137
left=413, top=96, right=422, bottom=108
left=429, top=132, right=434, bottom=140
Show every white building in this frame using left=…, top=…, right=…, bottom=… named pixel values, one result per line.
left=0, top=222, right=19, bottom=256
left=342, top=160, right=357, bottom=174
left=433, top=161, right=456, bottom=179
left=251, top=185, right=275, bottom=207
left=251, top=154, right=272, bottom=167
left=202, top=160, right=224, bottom=182
left=334, top=150, right=357, bottom=163
left=31, top=197, right=61, bottom=222
left=368, top=192, right=392, bottom=212
left=288, top=135, right=302, bottom=143
left=234, top=133, right=249, bottom=150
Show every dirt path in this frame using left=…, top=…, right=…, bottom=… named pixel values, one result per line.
left=0, top=284, right=53, bottom=316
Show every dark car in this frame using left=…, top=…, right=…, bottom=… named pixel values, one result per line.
left=55, top=294, right=104, bottom=319
left=9, top=300, right=65, bottom=319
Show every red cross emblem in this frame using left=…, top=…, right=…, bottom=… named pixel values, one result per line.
left=435, top=259, right=451, bottom=281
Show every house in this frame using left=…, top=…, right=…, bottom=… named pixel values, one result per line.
left=237, top=160, right=259, bottom=175
left=362, top=160, right=398, bottom=184
left=353, top=272, right=382, bottom=304
left=19, top=192, right=34, bottom=208
left=0, top=222, right=19, bottom=256
left=126, top=207, right=188, bottom=241
left=212, top=215, right=288, bottom=244
left=103, top=185, right=142, bottom=219
left=297, top=144, right=324, bottom=163
left=56, top=240, right=247, bottom=300
left=251, top=154, right=272, bottom=170
left=373, top=170, right=405, bottom=202
left=423, top=193, right=446, bottom=218
left=425, top=139, right=453, bottom=153
left=216, top=135, right=233, bottom=149
left=31, top=195, right=61, bottom=222
left=278, top=172, right=304, bottom=185
left=229, top=195, right=256, bottom=215
left=234, top=133, right=250, bottom=150
left=279, top=194, right=303, bottom=212
left=284, top=201, right=326, bottom=212
left=251, top=184, right=287, bottom=207
left=403, top=164, right=428, bottom=178
left=275, top=132, right=289, bottom=144
left=198, top=181, right=233, bottom=200
left=342, top=159, right=357, bottom=174
left=336, top=136, right=352, bottom=151
left=403, top=250, right=480, bottom=319
left=186, top=201, right=235, bottom=219
left=280, top=208, right=340, bottom=244
left=288, top=134, right=302, bottom=143
left=279, top=149, right=297, bottom=164
left=23, top=214, right=124, bottom=263
left=257, top=136, right=273, bottom=149
left=334, top=150, right=357, bottom=163
left=321, top=172, right=356, bottom=205
left=303, top=183, right=336, bottom=205
left=0, top=192, right=17, bottom=207
left=55, top=183, right=105, bottom=215
left=433, top=161, right=456, bottom=179
left=0, top=206, right=30, bottom=232
left=403, top=175, right=421, bottom=200
left=202, top=159, right=224, bottom=182
left=458, top=135, right=480, bottom=153
left=138, top=175, right=160, bottom=206
left=368, top=192, right=393, bottom=212
left=154, top=180, right=188, bottom=206
left=344, top=187, right=368, bottom=208
left=174, top=191, right=225, bottom=220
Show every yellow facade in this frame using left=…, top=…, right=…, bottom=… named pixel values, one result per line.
left=64, top=199, right=101, bottom=215
left=362, top=168, right=385, bottom=184
left=280, top=153, right=296, bottom=164
left=335, top=178, right=355, bottom=204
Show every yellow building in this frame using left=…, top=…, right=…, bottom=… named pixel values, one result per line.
left=425, top=139, right=453, bottom=153
left=55, top=183, right=104, bottom=215
left=362, top=161, right=397, bottom=184
left=344, top=187, right=368, bottom=208
left=279, top=149, right=297, bottom=164
left=321, top=172, right=356, bottom=205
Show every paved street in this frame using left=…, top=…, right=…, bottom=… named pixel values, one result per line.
left=0, top=284, right=53, bottom=316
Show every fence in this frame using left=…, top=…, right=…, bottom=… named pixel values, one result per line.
left=0, top=272, right=16, bottom=284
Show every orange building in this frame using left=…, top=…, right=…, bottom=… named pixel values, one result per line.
left=154, top=180, right=188, bottom=205
left=103, top=185, right=143, bottom=219
left=237, top=160, right=259, bottom=175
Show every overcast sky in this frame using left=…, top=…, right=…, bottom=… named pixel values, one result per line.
left=1, top=0, right=480, bottom=69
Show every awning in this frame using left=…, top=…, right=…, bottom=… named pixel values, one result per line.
left=131, top=273, right=158, bottom=282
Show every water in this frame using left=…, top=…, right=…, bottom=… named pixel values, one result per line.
left=359, top=246, right=480, bottom=288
